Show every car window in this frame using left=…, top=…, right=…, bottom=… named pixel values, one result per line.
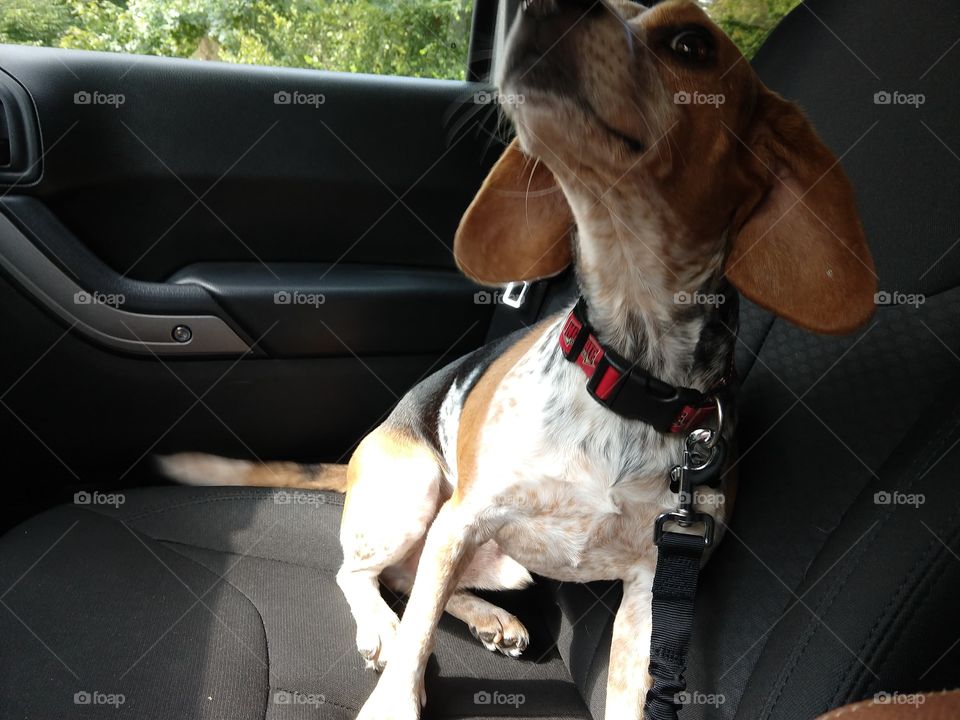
left=701, top=0, right=802, bottom=58
left=0, top=0, right=475, bottom=79
left=0, top=0, right=799, bottom=81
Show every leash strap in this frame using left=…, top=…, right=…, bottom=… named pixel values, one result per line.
left=646, top=432, right=726, bottom=719
left=645, top=531, right=708, bottom=720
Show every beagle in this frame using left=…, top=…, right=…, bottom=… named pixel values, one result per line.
left=164, top=1, right=876, bottom=718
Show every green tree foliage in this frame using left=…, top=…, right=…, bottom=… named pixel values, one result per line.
left=0, top=0, right=473, bottom=78
left=0, top=0, right=72, bottom=46
left=0, top=0, right=797, bottom=79
left=698, top=0, right=801, bottom=59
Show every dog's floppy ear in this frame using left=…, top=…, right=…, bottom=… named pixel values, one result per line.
left=726, top=89, right=876, bottom=334
left=454, top=138, right=573, bottom=285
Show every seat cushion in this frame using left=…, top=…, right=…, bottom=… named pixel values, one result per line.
left=0, top=486, right=590, bottom=719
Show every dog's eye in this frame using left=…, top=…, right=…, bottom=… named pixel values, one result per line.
left=669, top=30, right=712, bottom=63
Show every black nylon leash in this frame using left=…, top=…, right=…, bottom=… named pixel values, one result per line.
left=645, top=432, right=726, bottom=720
left=644, top=532, right=708, bottom=720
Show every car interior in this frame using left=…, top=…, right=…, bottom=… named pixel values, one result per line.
left=1, top=0, right=959, bottom=718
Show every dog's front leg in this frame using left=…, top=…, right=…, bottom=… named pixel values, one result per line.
left=605, top=570, right=655, bottom=720
left=357, top=500, right=479, bottom=720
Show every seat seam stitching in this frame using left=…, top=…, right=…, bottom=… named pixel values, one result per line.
left=826, top=433, right=960, bottom=706
left=105, top=490, right=343, bottom=522
left=158, top=537, right=339, bottom=574
left=853, top=520, right=960, bottom=702
left=762, top=412, right=960, bottom=717
left=831, top=523, right=950, bottom=707
left=158, top=540, right=273, bottom=714
left=760, top=409, right=960, bottom=718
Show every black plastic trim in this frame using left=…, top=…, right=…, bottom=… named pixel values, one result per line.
left=0, top=197, right=229, bottom=317
left=170, top=261, right=492, bottom=358
left=468, top=0, right=501, bottom=82
left=0, top=209, right=250, bottom=356
left=0, top=66, right=42, bottom=186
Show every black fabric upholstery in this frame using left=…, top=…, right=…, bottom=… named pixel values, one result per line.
left=0, top=488, right=589, bottom=719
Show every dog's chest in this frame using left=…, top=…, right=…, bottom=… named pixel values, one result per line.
left=490, top=473, right=668, bottom=582
left=463, top=335, right=679, bottom=582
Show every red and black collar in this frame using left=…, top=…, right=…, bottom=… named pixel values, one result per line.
left=558, top=298, right=734, bottom=433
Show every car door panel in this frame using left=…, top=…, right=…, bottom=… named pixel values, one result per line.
left=0, top=37, right=503, bottom=507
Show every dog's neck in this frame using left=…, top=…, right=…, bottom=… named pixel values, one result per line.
left=562, top=187, right=736, bottom=390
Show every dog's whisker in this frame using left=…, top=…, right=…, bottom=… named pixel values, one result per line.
left=445, top=100, right=495, bottom=147
left=524, top=157, right=542, bottom=233
left=628, top=97, right=669, bottom=168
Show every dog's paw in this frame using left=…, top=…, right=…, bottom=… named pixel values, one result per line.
left=355, top=607, right=399, bottom=671
left=468, top=610, right=529, bottom=657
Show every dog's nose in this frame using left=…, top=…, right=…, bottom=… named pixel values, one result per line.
left=521, top=0, right=599, bottom=19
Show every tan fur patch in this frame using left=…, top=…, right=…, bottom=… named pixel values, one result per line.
left=158, top=452, right=348, bottom=492
left=453, top=318, right=556, bottom=503
left=342, top=426, right=443, bottom=522
left=454, top=138, right=573, bottom=285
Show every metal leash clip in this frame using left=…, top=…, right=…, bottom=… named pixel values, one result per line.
left=655, top=396, right=726, bottom=546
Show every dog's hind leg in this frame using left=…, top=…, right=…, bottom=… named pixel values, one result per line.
left=383, top=540, right=534, bottom=657
left=448, top=540, right=533, bottom=656
left=446, top=590, right=530, bottom=656
left=336, top=428, right=445, bottom=671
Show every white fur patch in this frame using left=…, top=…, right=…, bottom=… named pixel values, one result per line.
left=437, top=367, right=481, bottom=485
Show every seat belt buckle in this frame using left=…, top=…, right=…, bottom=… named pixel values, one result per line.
left=501, top=281, right=530, bottom=309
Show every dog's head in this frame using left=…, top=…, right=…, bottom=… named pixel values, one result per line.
left=455, top=0, right=876, bottom=334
